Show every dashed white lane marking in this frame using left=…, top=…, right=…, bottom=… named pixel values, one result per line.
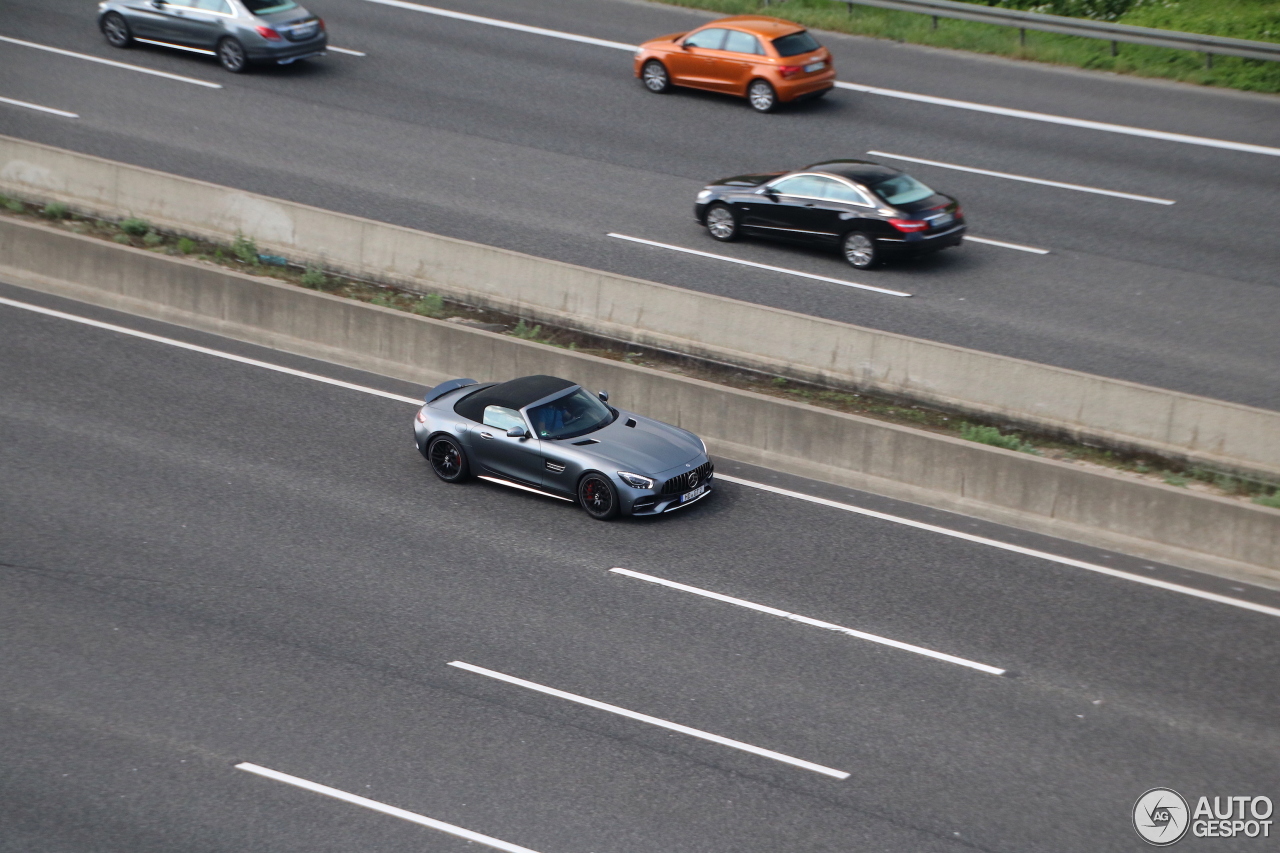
left=0, top=94, right=78, bottom=118
left=868, top=151, right=1175, bottom=205
left=353, top=0, right=1280, bottom=158
left=360, top=0, right=635, bottom=50
left=235, top=763, right=544, bottom=853
left=0, top=35, right=223, bottom=88
left=5, top=295, right=1276, bottom=619
left=0, top=296, right=421, bottom=405
left=865, top=148, right=1172, bottom=203
left=327, top=45, right=367, bottom=56
left=964, top=235, right=1049, bottom=254
left=716, top=475, right=1280, bottom=620
left=611, top=568, right=1006, bottom=675
left=607, top=233, right=912, bottom=297
left=448, top=661, right=850, bottom=779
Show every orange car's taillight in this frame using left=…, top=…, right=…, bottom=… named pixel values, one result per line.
left=778, top=65, right=803, bottom=78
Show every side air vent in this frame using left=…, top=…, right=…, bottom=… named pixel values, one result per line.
left=625, top=418, right=637, bottom=428
left=545, top=461, right=566, bottom=474
left=572, top=439, right=599, bottom=446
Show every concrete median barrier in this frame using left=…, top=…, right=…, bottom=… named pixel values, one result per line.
left=1, top=134, right=1278, bottom=481
left=2, top=216, right=1276, bottom=585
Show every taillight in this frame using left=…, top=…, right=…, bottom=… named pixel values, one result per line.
left=953, top=206, right=964, bottom=220
left=889, top=218, right=929, bottom=233
left=415, top=407, right=428, bottom=423
left=778, top=65, right=803, bottom=78
left=255, top=25, right=281, bottom=40
left=317, top=17, right=325, bottom=30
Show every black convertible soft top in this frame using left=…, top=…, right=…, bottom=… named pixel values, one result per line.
left=454, top=375, right=576, bottom=422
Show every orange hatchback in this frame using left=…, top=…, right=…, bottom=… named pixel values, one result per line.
left=634, top=16, right=835, bottom=112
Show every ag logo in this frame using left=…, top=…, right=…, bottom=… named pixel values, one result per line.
left=1134, top=788, right=1190, bottom=846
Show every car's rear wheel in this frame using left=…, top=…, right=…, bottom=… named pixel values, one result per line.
left=101, top=13, right=133, bottom=48
left=641, top=60, right=670, bottom=93
left=705, top=203, right=738, bottom=242
left=747, top=79, right=777, bottom=113
left=428, top=436, right=470, bottom=483
left=217, top=37, right=248, bottom=73
left=842, top=231, right=879, bottom=269
left=579, top=473, right=620, bottom=520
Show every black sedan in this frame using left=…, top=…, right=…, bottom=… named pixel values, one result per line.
left=694, top=159, right=965, bottom=269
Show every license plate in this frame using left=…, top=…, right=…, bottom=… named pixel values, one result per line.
left=680, top=484, right=706, bottom=503
left=291, top=24, right=317, bottom=38
left=931, top=213, right=953, bottom=227
left=804, top=60, right=825, bottom=73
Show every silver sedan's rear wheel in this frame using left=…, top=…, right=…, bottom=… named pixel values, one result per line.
left=747, top=79, right=777, bottom=112
left=705, top=203, right=738, bottom=242
left=217, top=37, right=248, bottom=73
left=842, top=232, right=879, bottom=269
left=101, top=12, right=132, bottom=48
left=642, top=60, right=670, bottom=93
left=579, top=473, right=620, bottom=520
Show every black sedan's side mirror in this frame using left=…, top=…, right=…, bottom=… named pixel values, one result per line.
left=598, top=391, right=609, bottom=403
left=759, top=186, right=778, bottom=200
left=151, top=0, right=167, bottom=7
left=506, top=425, right=529, bottom=439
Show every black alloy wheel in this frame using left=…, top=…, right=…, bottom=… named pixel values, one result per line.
left=705, top=203, right=738, bottom=242
left=578, top=474, right=620, bottom=520
left=642, top=60, right=670, bottom=93
left=842, top=231, right=879, bottom=269
left=428, top=436, right=470, bottom=483
left=747, top=79, right=777, bottom=113
left=217, top=37, right=248, bottom=73
left=101, top=12, right=132, bottom=48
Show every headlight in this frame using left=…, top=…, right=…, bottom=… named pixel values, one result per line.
left=618, top=472, right=654, bottom=489
left=696, top=190, right=713, bottom=202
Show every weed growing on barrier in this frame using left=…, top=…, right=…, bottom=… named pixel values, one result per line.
left=959, top=422, right=1038, bottom=453
left=1255, top=490, right=1280, bottom=509
left=413, top=293, right=444, bottom=316
left=142, top=230, right=164, bottom=247
left=512, top=319, right=544, bottom=340
left=119, top=217, right=150, bottom=236
left=232, top=232, right=259, bottom=265
left=177, top=237, right=196, bottom=255
left=4, top=197, right=25, bottom=213
left=300, top=264, right=330, bottom=289
left=41, top=202, right=68, bottom=220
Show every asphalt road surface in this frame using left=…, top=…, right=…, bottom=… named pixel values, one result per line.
left=1, top=0, right=1279, bottom=409
left=3, top=282, right=1279, bottom=853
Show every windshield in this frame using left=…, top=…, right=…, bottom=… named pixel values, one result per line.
left=241, top=0, right=298, bottom=13
left=870, top=174, right=935, bottom=206
left=527, top=388, right=615, bottom=440
left=772, top=31, right=820, bottom=57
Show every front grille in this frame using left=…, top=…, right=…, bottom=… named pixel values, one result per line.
left=660, top=460, right=714, bottom=495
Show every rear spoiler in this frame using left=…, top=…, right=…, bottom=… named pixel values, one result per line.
left=424, top=378, right=478, bottom=404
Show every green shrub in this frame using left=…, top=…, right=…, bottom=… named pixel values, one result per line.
left=512, top=319, right=543, bottom=340
left=113, top=233, right=131, bottom=244
left=1254, top=491, right=1280, bottom=509
left=176, top=237, right=196, bottom=254
left=41, top=202, right=69, bottom=219
left=1164, top=473, right=1189, bottom=487
left=232, top=232, right=258, bottom=265
left=300, top=264, right=329, bottom=289
left=4, top=198, right=25, bottom=213
left=119, top=217, right=150, bottom=236
left=412, top=293, right=444, bottom=316
left=142, top=230, right=164, bottom=247
left=959, top=422, right=1033, bottom=452
left=370, top=294, right=395, bottom=307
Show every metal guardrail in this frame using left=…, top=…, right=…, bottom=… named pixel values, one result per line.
left=766, top=0, right=1280, bottom=66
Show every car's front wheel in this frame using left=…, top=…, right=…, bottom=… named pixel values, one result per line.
left=579, top=473, right=620, bottom=520
left=641, top=60, right=671, bottom=93
left=705, top=203, right=738, bottom=242
left=427, top=436, right=470, bottom=483
left=747, top=79, right=777, bottom=113
left=842, top=231, right=879, bottom=269
left=217, top=37, right=248, bottom=73
left=101, top=12, right=133, bottom=48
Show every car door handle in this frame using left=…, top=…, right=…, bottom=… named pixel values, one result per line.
left=478, top=431, right=494, bottom=439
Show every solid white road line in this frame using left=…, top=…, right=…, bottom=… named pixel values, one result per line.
left=0, top=35, right=223, bottom=87
left=448, top=661, right=850, bottom=779
left=716, top=474, right=1280, bottom=620
left=360, top=0, right=636, bottom=51
left=868, top=150, right=1175, bottom=205
left=839, top=82, right=1280, bottom=158
left=235, top=763, right=544, bottom=853
left=610, top=568, right=1006, bottom=675
left=6, top=295, right=1275, bottom=619
left=0, top=296, right=422, bottom=405
left=354, top=0, right=1280, bottom=159
left=964, top=235, right=1050, bottom=255
left=327, top=46, right=367, bottom=56
left=0, top=95, right=78, bottom=118
left=607, top=233, right=912, bottom=297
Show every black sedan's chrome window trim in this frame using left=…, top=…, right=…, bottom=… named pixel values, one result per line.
left=762, top=172, right=876, bottom=208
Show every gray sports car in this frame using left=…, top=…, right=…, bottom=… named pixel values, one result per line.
left=97, top=0, right=326, bottom=73
left=413, top=375, right=713, bottom=520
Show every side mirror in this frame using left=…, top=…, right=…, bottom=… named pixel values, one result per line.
left=151, top=0, right=167, bottom=7
left=598, top=391, right=609, bottom=403
left=506, top=426, right=529, bottom=439
left=759, top=186, right=778, bottom=200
